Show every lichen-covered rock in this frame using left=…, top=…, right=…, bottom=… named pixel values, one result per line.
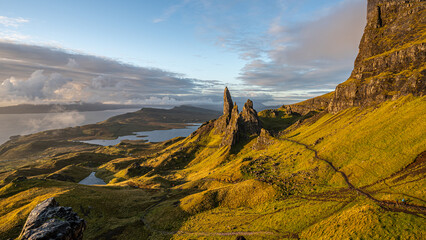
left=19, top=198, right=86, bottom=240
left=328, top=0, right=426, bottom=113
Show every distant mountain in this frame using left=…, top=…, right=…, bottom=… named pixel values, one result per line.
left=0, top=103, right=144, bottom=114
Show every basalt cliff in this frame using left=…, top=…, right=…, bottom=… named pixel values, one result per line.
left=285, top=0, right=425, bottom=114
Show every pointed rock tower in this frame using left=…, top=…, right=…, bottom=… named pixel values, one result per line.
left=214, top=88, right=262, bottom=147
left=223, top=87, right=233, bottom=116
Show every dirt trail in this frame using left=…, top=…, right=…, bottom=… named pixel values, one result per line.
left=284, top=138, right=426, bottom=215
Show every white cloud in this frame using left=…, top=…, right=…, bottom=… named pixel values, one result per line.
left=0, top=70, right=74, bottom=101
left=0, top=16, right=29, bottom=27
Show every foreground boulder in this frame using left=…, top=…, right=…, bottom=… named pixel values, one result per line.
left=19, top=197, right=86, bottom=240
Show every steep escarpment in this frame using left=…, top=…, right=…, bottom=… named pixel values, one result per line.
left=328, top=0, right=426, bottom=113
left=282, top=0, right=425, bottom=115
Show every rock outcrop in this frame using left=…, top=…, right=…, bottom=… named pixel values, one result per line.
left=252, top=129, right=275, bottom=150
left=240, top=100, right=262, bottom=136
left=19, top=198, right=86, bottom=240
left=215, top=88, right=262, bottom=147
left=328, top=0, right=426, bottom=113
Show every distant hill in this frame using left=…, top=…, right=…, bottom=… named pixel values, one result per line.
left=0, top=103, right=145, bottom=114
left=105, top=105, right=221, bottom=124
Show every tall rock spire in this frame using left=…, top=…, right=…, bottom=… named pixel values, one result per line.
left=223, top=87, right=233, bottom=116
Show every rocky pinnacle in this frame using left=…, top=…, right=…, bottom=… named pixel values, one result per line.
left=223, top=87, right=233, bottom=116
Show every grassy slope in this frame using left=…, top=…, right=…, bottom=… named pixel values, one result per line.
left=0, top=96, right=425, bottom=240
left=286, top=95, right=426, bottom=188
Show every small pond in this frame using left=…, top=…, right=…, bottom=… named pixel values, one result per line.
left=79, top=172, right=106, bottom=185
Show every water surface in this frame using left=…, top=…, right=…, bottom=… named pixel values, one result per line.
left=79, top=172, right=106, bottom=185
left=80, top=123, right=201, bottom=146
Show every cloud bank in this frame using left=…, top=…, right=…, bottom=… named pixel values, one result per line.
left=0, top=41, right=230, bottom=106
left=0, top=0, right=367, bottom=107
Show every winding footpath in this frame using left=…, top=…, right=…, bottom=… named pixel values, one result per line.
left=284, top=138, right=426, bottom=216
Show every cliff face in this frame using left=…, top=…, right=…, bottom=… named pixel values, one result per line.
left=282, top=0, right=425, bottom=115
left=328, top=0, right=426, bottom=113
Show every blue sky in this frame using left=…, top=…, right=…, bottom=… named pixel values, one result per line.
left=0, top=0, right=366, bottom=107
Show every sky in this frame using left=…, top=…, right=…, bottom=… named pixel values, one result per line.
left=0, top=0, right=367, bottom=107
